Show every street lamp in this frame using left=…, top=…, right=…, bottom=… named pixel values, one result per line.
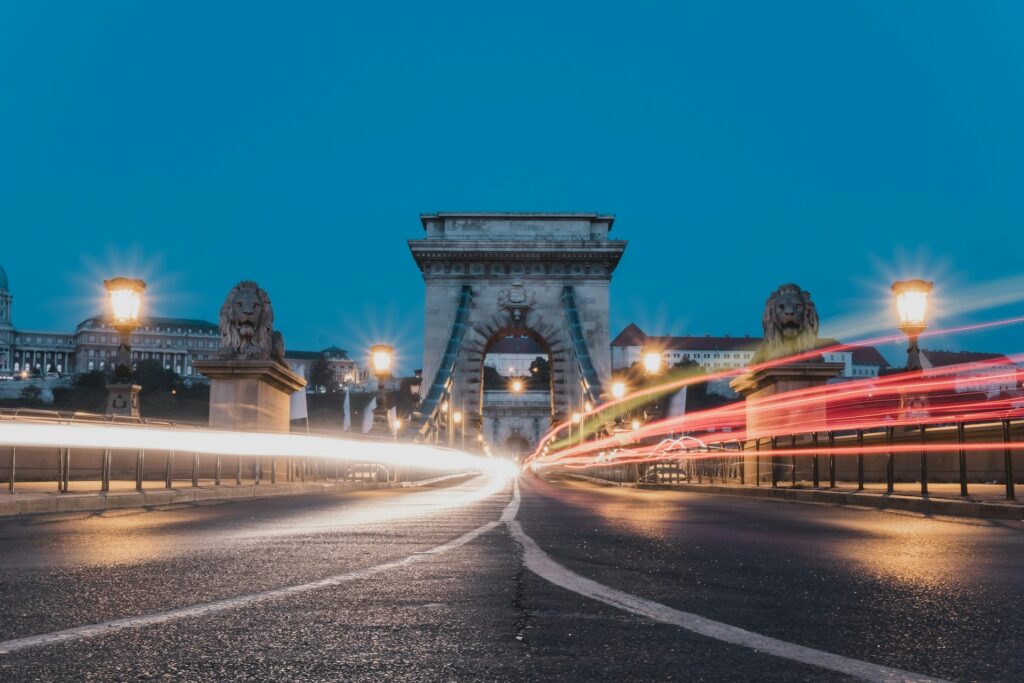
left=611, top=380, right=627, bottom=400
left=369, top=343, right=393, bottom=436
left=892, top=280, right=933, bottom=423
left=103, top=277, right=146, bottom=417
left=510, top=378, right=524, bottom=394
left=891, top=279, right=933, bottom=371
left=642, top=347, right=663, bottom=376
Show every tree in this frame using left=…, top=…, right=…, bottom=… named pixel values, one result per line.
left=527, top=356, right=549, bottom=390
left=309, top=354, right=334, bottom=392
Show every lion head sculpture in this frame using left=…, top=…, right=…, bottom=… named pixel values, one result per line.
left=217, top=281, right=287, bottom=366
left=751, top=284, right=820, bottom=364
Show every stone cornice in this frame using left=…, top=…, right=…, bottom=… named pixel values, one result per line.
left=409, top=239, right=627, bottom=268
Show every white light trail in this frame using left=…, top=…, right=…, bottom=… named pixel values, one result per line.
left=0, top=422, right=517, bottom=478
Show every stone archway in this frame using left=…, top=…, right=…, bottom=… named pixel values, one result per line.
left=410, top=213, right=627, bottom=446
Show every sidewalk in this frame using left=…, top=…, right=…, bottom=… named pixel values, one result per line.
left=561, top=474, right=1024, bottom=521
left=0, top=473, right=473, bottom=518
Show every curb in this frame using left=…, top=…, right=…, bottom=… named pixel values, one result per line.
left=559, top=474, right=1024, bottom=521
left=0, top=471, right=476, bottom=519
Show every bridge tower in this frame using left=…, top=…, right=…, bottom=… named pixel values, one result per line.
left=410, top=213, right=627, bottom=453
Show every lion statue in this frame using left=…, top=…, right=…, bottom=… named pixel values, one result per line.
left=750, top=283, right=820, bottom=364
left=217, top=281, right=288, bottom=366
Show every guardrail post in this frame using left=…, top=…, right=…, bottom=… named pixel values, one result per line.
left=811, top=433, right=820, bottom=488
left=215, top=455, right=222, bottom=486
left=957, top=422, right=967, bottom=497
left=1003, top=419, right=1015, bottom=501
left=919, top=424, right=928, bottom=496
left=57, top=447, right=64, bottom=492
left=885, top=427, right=894, bottom=494
left=856, top=429, right=864, bottom=491
left=165, top=451, right=174, bottom=489
left=236, top=456, right=242, bottom=486
left=7, top=446, right=14, bottom=493
left=271, top=456, right=277, bottom=484
left=770, top=437, right=778, bottom=488
left=102, top=448, right=111, bottom=492
left=254, top=457, right=261, bottom=486
left=827, top=431, right=836, bottom=488
left=192, top=451, right=199, bottom=488
left=62, top=448, right=71, bottom=493
left=790, top=434, right=797, bottom=487
left=136, top=449, right=145, bottom=492
left=755, top=439, right=760, bottom=487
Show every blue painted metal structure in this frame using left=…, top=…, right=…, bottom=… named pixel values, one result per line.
left=562, top=286, right=603, bottom=404
left=416, top=285, right=473, bottom=434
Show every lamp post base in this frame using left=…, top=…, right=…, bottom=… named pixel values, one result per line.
left=106, top=383, right=142, bottom=417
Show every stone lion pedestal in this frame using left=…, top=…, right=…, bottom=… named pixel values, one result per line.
left=193, top=360, right=306, bottom=433
left=730, top=361, right=843, bottom=484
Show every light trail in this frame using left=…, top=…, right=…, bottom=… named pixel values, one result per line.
left=0, top=422, right=518, bottom=479
left=530, top=315, right=1024, bottom=460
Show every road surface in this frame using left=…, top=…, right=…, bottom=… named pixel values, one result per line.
left=0, top=472, right=1020, bottom=681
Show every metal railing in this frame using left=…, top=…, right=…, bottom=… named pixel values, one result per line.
left=566, top=417, right=1022, bottom=501
left=1, top=408, right=437, bottom=494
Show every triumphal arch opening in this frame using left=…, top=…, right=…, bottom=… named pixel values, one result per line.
left=409, top=213, right=627, bottom=455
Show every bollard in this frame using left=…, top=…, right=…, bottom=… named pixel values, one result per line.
left=957, top=422, right=968, bottom=497
left=136, top=449, right=145, bottom=492
left=755, top=439, right=760, bottom=487
left=856, top=429, right=864, bottom=491
left=790, top=434, right=797, bottom=487
left=885, top=427, right=894, bottom=494
left=1003, top=419, right=1015, bottom=501
left=165, top=451, right=174, bottom=489
left=811, top=433, right=820, bottom=488
left=919, top=424, right=928, bottom=496
left=101, top=448, right=111, bottom=492
left=827, top=431, right=836, bottom=488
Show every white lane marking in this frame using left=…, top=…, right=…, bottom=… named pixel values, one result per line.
left=0, top=484, right=517, bottom=656
left=508, top=480, right=948, bottom=683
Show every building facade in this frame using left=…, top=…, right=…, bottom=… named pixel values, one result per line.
left=611, top=323, right=891, bottom=379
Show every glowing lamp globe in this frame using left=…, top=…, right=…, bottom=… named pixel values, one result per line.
left=453, top=410, right=463, bottom=424
left=104, top=277, right=146, bottom=326
left=611, top=381, right=627, bottom=400
left=370, top=344, right=393, bottom=377
left=510, top=379, right=524, bottom=394
left=891, top=280, right=933, bottom=331
left=572, top=412, right=582, bottom=424
left=642, top=348, right=663, bottom=375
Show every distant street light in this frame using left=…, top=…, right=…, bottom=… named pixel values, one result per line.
left=369, top=343, right=394, bottom=436
left=642, top=347, right=663, bottom=376
left=510, top=378, right=524, bottom=393
left=103, top=277, right=146, bottom=417
left=611, top=381, right=627, bottom=400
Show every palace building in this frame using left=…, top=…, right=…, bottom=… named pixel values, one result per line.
left=0, top=264, right=360, bottom=383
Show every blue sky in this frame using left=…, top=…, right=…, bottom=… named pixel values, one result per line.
left=2, top=2, right=1022, bottom=372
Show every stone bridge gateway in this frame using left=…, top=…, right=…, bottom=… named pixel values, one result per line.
left=409, top=213, right=627, bottom=452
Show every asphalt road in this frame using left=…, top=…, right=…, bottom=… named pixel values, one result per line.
left=0, top=472, right=1021, bottom=681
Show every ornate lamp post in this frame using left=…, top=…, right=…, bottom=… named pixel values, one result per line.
left=370, top=343, right=393, bottom=436
left=103, top=277, right=145, bottom=417
left=892, top=279, right=933, bottom=419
